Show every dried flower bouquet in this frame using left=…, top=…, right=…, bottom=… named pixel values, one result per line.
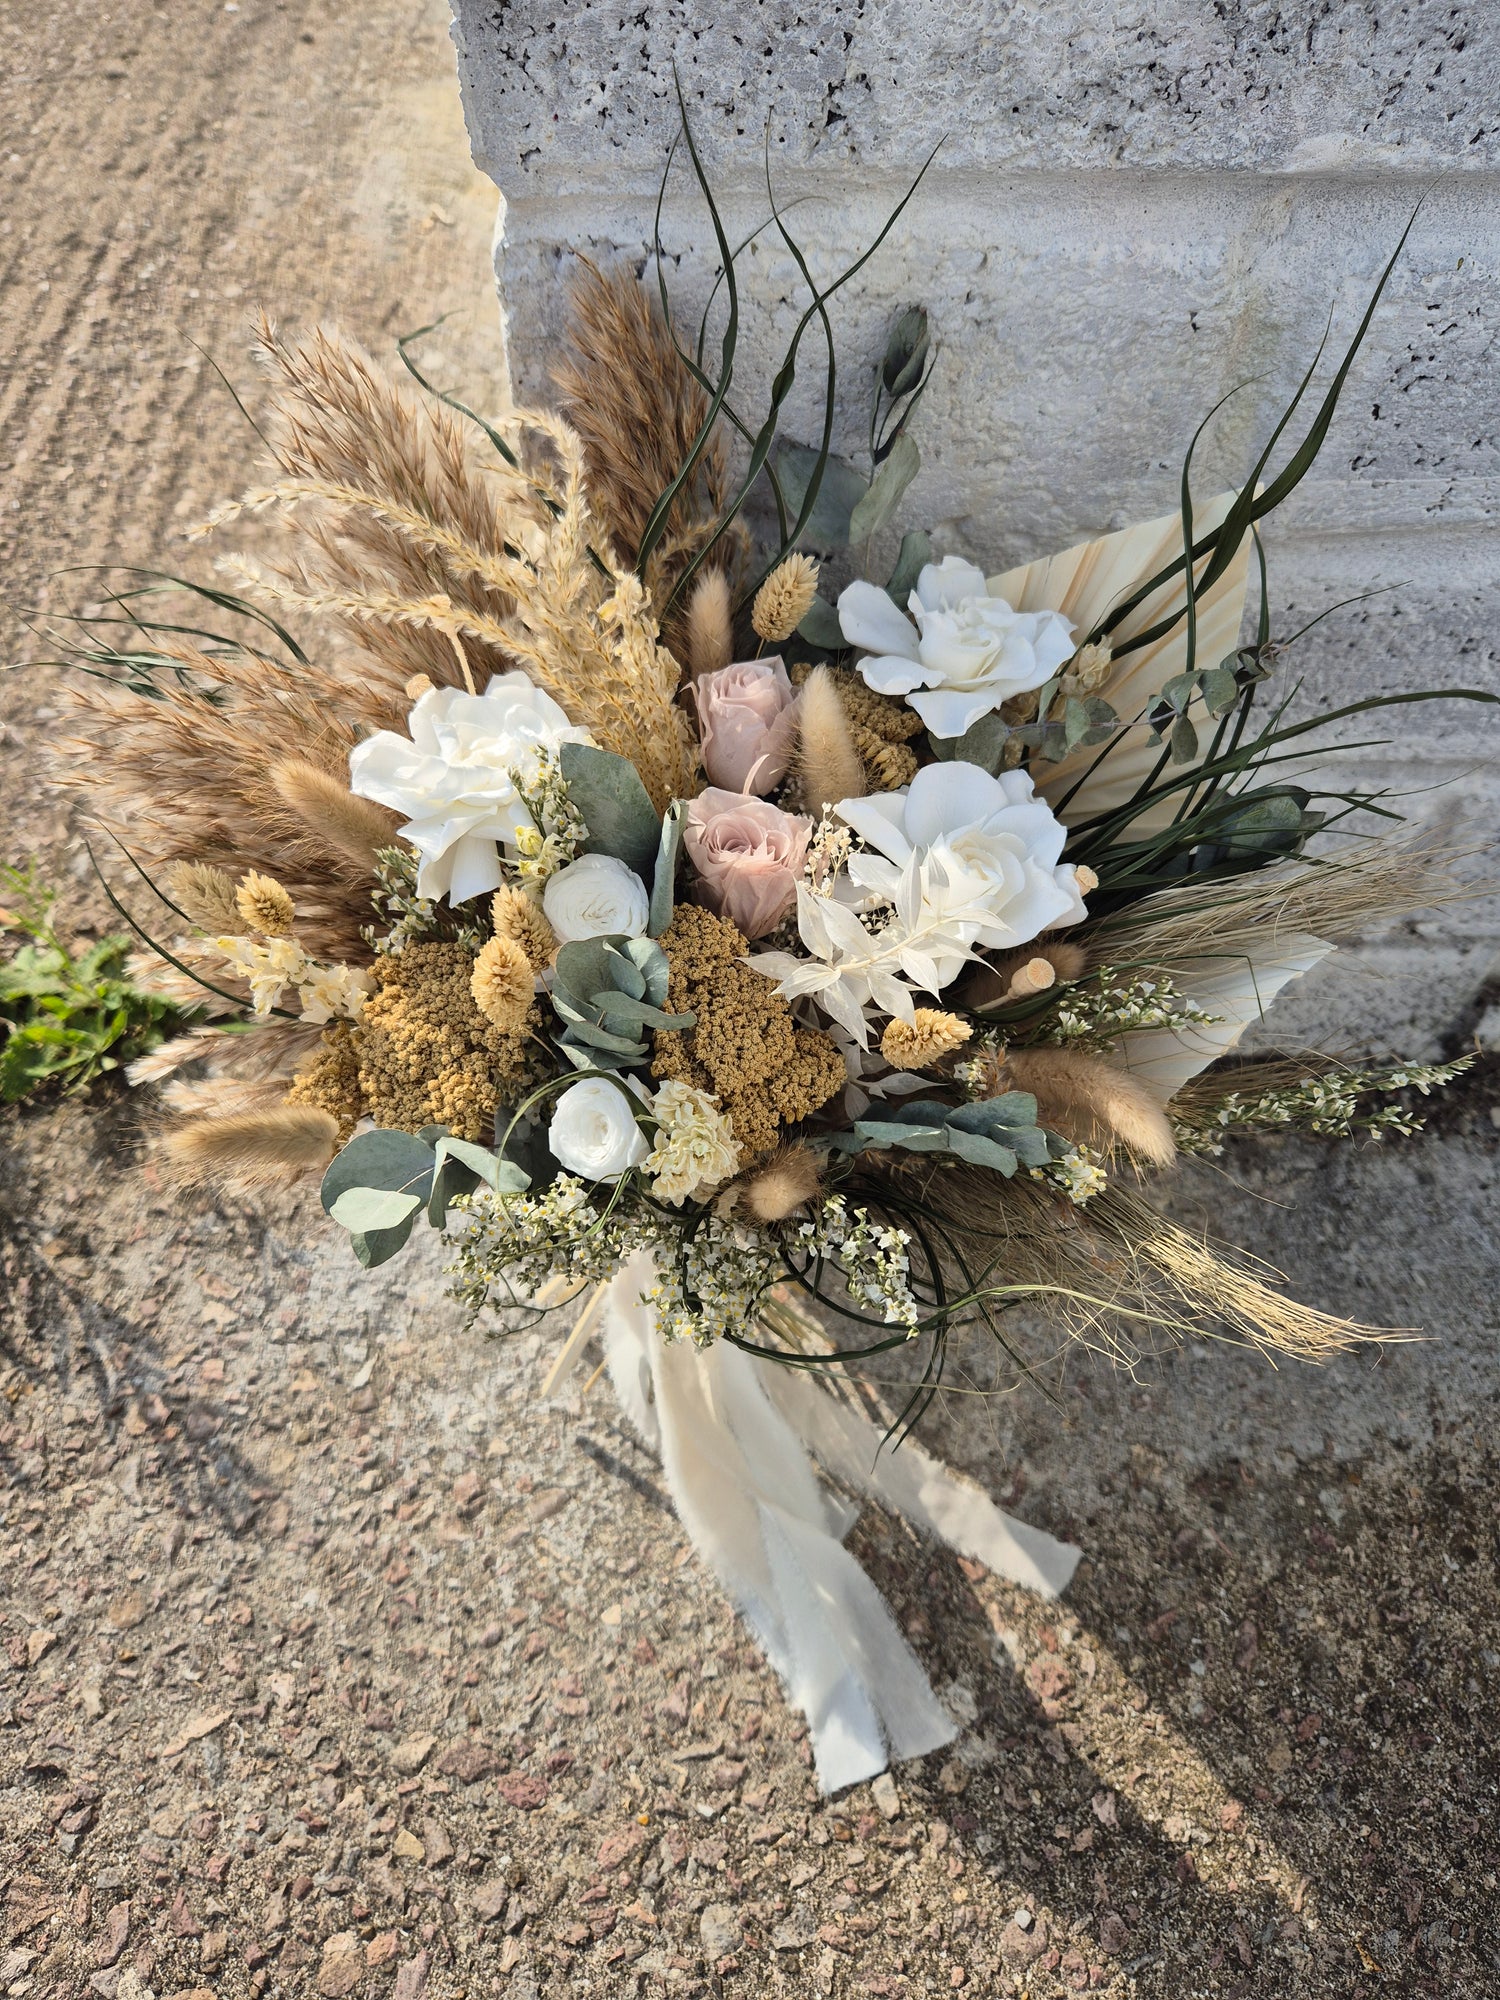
left=39, top=129, right=1494, bottom=1785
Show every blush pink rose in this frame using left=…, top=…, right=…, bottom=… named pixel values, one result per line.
left=691, top=656, right=798, bottom=795
left=683, top=789, right=812, bottom=940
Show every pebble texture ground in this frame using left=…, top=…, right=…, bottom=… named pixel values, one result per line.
left=3, top=5, right=1500, bottom=1999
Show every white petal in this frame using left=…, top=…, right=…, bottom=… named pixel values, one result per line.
left=906, top=685, right=994, bottom=737
left=903, top=761, right=1003, bottom=843
left=445, top=834, right=506, bottom=906
left=915, top=556, right=988, bottom=611
left=837, top=580, right=920, bottom=659
left=836, top=791, right=911, bottom=861
left=856, top=652, right=929, bottom=698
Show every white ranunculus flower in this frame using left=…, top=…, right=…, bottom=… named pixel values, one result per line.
left=838, top=762, right=1089, bottom=988
left=547, top=1076, right=649, bottom=1183
left=348, top=671, right=594, bottom=905
left=838, top=556, right=1075, bottom=738
left=753, top=762, right=1091, bottom=1045
left=542, top=854, right=650, bottom=944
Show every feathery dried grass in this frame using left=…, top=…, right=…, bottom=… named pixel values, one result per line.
left=222, top=408, right=699, bottom=812
left=125, top=1026, right=225, bottom=1086
left=61, top=638, right=393, bottom=960
left=206, top=315, right=528, bottom=699
left=795, top=666, right=865, bottom=812
left=161, top=1103, right=338, bottom=1191
left=884, top=1162, right=1378, bottom=1367
left=1091, top=839, right=1466, bottom=973
left=551, top=261, right=737, bottom=637
left=685, top=569, right=733, bottom=681
left=1006, top=1046, right=1177, bottom=1165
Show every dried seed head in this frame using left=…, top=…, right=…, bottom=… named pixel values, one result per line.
left=1004, top=957, right=1055, bottom=1001
left=685, top=568, right=733, bottom=681
left=471, top=933, right=535, bottom=1031
left=881, top=1009, right=973, bottom=1070
left=743, top=1143, right=823, bottom=1223
left=163, top=861, right=244, bottom=934
left=751, top=553, right=820, bottom=646
left=490, top=887, right=557, bottom=971
left=235, top=870, right=297, bottom=939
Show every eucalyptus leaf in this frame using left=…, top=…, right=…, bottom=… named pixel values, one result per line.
left=885, top=529, right=932, bottom=606
left=882, top=306, right=930, bottom=398
left=434, top=1135, right=529, bottom=1192
left=1200, top=666, right=1240, bottom=716
left=349, top=1215, right=418, bottom=1269
left=321, top=1129, right=436, bottom=1217
left=848, top=433, right=920, bottom=544
left=796, top=596, right=847, bottom=650
left=774, top=442, right=869, bottom=548
left=559, top=742, right=660, bottom=881
left=1170, top=715, right=1200, bottom=764
left=329, top=1186, right=424, bottom=1232
left=648, top=800, right=684, bottom=938
left=928, top=711, right=1010, bottom=773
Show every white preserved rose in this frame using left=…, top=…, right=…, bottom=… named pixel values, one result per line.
left=348, top=671, right=594, bottom=904
left=547, top=1076, right=649, bottom=1182
left=838, top=556, right=1074, bottom=738
left=542, top=853, right=650, bottom=944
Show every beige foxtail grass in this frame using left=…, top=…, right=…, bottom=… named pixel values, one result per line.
left=685, top=569, right=733, bottom=681
left=270, top=759, right=402, bottom=873
left=1006, top=1046, right=1177, bottom=1166
left=794, top=666, right=865, bottom=812
left=160, top=1103, right=339, bottom=1191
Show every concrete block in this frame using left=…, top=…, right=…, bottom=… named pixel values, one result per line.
left=448, top=0, right=1500, bottom=1043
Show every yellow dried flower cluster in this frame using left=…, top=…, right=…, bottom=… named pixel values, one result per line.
left=652, top=906, right=845, bottom=1158
left=471, top=934, right=534, bottom=1031
left=880, top=1009, right=972, bottom=1070
left=790, top=660, right=921, bottom=791
left=491, top=887, right=556, bottom=970
left=235, top=869, right=296, bottom=938
left=751, top=553, right=820, bottom=645
left=287, top=1020, right=364, bottom=1144
left=354, top=940, right=538, bottom=1141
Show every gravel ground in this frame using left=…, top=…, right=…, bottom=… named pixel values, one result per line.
left=3, top=6, right=1499, bottom=1999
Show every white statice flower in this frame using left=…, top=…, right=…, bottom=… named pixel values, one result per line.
left=542, top=853, right=650, bottom=944
left=348, top=671, right=594, bottom=905
left=642, top=1082, right=741, bottom=1206
left=213, top=936, right=369, bottom=1022
left=838, top=556, right=1074, bottom=738
left=547, top=1076, right=649, bottom=1183
left=298, top=962, right=373, bottom=1025
left=751, top=761, right=1089, bottom=1046
left=214, top=934, right=312, bottom=1015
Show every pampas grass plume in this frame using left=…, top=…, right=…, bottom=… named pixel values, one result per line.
left=796, top=666, right=865, bottom=811
left=686, top=569, right=733, bottom=681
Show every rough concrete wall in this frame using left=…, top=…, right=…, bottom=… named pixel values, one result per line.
left=448, top=1, right=1500, bottom=1055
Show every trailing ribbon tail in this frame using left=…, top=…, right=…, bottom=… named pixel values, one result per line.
left=599, top=1251, right=1080, bottom=1792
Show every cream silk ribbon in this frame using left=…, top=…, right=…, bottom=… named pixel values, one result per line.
left=597, top=1251, right=1079, bottom=1794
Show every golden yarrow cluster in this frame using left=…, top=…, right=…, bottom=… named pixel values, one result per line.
left=353, top=940, right=537, bottom=1141
left=652, top=906, right=845, bottom=1157
left=287, top=1020, right=364, bottom=1144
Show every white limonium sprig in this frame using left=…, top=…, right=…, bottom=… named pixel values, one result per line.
left=1174, top=1058, right=1472, bottom=1153
left=509, top=747, right=587, bottom=891
left=800, top=1194, right=922, bottom=1336
left=1042, top=968, right=1220, bottom=1047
